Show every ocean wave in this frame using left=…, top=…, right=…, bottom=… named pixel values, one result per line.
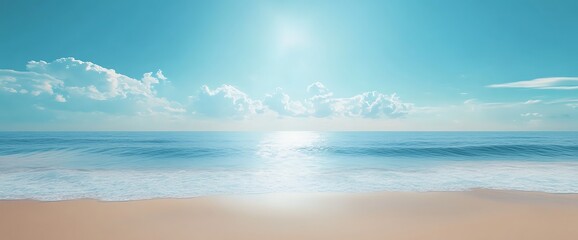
left=1, top=144, right=577, bottom=160
left=322, top=144, right=578, bottom=158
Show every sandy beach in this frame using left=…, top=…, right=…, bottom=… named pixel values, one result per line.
left=0, top=189, right=577, bottom=240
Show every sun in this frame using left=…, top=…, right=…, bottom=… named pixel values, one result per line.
left=280, top=28, right=304, bottom=48
left=277, top=24, right=308, bottom=54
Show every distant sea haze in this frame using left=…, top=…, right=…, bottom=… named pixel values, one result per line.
left=0, top=131, right=577, bottom=201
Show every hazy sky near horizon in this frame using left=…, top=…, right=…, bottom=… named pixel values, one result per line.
left=1, top=0, right=578, bottom=130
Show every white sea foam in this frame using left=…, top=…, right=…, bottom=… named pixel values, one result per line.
left=0, top=161, right=577, bottom=201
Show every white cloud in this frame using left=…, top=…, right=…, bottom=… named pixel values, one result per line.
left=0, top=69, right=63, bottom=96
left=326, top=91, right=413, bottom=118
left=25, top=57, right=165, bottom=100
left=2, top=87, right=17, bottom=93
left=0, top=57, right=184, bottom=114
left=307, top=82, right=332, bottom=97
left=524, top=99, right=542, bottom=104
left=55, top=94, right=66, bottom=103
left=196, top=82, right=413, bottom=119
left=488, top=77, right=578, bottom=90
left=194, top=84, right=264, bottom=118
left=521, top=112, right=543, bottom=117
left=304, top=82, right=334, bottom=117
left=302, top=82, right=412, bottom=118
left=263, top=88, right=308, bottom=117
left=155, top=70, right=167, bottom=81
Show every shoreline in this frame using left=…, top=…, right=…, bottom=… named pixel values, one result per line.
left=1, top=189, right=578, bottom=240
left=2, top=188, right=578, bottom=203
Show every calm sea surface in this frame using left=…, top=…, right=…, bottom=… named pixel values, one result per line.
left=0, top=131, right=577, bottom=200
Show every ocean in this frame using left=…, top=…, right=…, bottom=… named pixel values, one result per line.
left=0, top=131, right=577, bottom=201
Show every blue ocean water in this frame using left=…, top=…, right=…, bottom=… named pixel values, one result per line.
left=0, top=131, right=577, bottom=201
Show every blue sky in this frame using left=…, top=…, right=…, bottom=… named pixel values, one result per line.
left=1, top=0, right=577, bottom=130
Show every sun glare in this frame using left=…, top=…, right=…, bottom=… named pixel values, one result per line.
left=254, top=131, right=323, bottom=194
left=277, top=24, right=308, bottom=54
left=257, top=131, right=321, bottom=160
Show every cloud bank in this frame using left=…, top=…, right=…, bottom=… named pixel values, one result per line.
left=0, top=57, right=412, bottom=124
left=196, top=82, right=413, bottom=119
left=488, top=77, right=578, bottom=90
left=0, top=57, right=184, bottom=115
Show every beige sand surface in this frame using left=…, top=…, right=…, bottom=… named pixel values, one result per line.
left=1, top=189, right=577, bottom=240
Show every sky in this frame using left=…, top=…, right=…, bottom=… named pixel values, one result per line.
left=1, top=0, right=577, bottom=130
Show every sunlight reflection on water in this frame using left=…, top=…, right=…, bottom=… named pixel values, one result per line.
left=255, top=131, right=325, bottom=190
left=256, top=131, right=323, bottom=160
